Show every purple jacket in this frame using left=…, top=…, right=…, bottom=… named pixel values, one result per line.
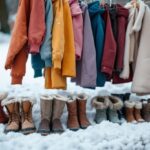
left=72, top=3, right=97, bottom=88
left=69, top=0, right=83, bottom=60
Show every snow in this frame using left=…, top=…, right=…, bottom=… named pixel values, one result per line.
left=0, top=33, right=150, bottom=150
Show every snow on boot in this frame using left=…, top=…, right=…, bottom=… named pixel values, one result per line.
left=0, top=92, right=8, bottom=124
left=77, top=94, right=91, bottom=129
left=52, top=94, right=67, bottom=133
left=141, top=101, right=150, bottom=122
left=38, top=95, right=53, bottom=135
left=108, top=96, right=123, bottom=124
left=92, top=96, right=109, bottom=124
left=67, top=99, right=80, bottom=131
left=134, top=102, right=145, bottom=123
left=21, top=101, right=36, bottom=135
left=5, top=102, right=20, bottom=133
left=125, top=101, right=137, bottom=123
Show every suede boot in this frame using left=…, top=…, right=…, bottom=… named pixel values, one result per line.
left=0, top=92, right=8, bottom=124
left=52, top=95, right=66, bottom=133
left=108, top=96, right=123, bottom=124
left=77, top=94, right=91, bottom=129
left=38, top=95, right=53, bottom=135
left=141, top=101, right=150, bottom=122
left=134, top=102, right=145, bottom=123
left=67, top=100, right=80, bottom=131
left=92, top=96, right=109, bottom=124
left=125, top=101, right=137, bottom=123
left=5, top=102, right=20, bottom=133
left=21, top=101, right=36, bottom=135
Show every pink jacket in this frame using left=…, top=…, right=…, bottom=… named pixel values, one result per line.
left=69, top=0, right=83, bottom=60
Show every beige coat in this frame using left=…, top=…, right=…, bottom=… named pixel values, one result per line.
left=132, top=1, right=150, bottom=94
left=120, top=1, right=145, bottom=79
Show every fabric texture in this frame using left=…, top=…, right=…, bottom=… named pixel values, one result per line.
left=88, top=1, right=106, bottom=87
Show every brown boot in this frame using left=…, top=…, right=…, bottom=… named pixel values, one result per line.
left=38, top=95, right=53, bottom=135
left=125, top=101, right=137, bottom=123
left=67, top=100, right=80, bottom=131
left=77, top=94, right=91, bottom=129
left=21, top=101, right=36, bottom=135
left=52, top=95, right=67, bottom=133
left=0, top=92, right=8, bottom=124
left=5, top=102, right=20, bottom=133
left=134, top=102, right=145, bottom=123
left=141, top=101, right=150, bottom=122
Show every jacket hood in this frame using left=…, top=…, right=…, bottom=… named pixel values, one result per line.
left=88, top=1, right=105, bottom=16
left=117, top=4, right=129, bottom=18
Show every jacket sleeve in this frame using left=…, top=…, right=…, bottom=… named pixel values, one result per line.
left=11, top=47, right=28, bottom=84
left=40, top=0, right=53, bottom=67
left=52, top=0, right=64, bottom=69
left=5, top=0, right=28, bottom=69
left=28, top=0, right=46, bottom=54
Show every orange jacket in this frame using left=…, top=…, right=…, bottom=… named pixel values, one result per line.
left=5, top=0, right=45, bottom=84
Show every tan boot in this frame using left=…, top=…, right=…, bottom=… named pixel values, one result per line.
left=38, top=95, right=53, bottom=135
left=52, top=95, right=67, bottom=133
left=125, top=101, right=137, bottom=123
left=5, top=102, right=20, bottom=133
left=134, top=102, right=145, bottom=123
left=21, top=101, right=36, bottom=134
left=77, top=94, right=91, bottom=129
left=67, top=100, right=80, bottom=131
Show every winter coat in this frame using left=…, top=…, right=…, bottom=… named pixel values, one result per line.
left=45, top=0, right=75, bottom=89
left=72, top=2, right=97, bottom=88
left=31, top=0, right=53, bottom=78
left=120, top=3, right=139, bottom=79
left=5, top=0, right=45, bottom=84
left=132, top=1, right=150, bottom=94
left=69, top=0, right=83, bottom=60
left=101, top=5, right=116, bottom=79
left=40, top=0, right=53, bottom=67
left=112, top=4, right=131, bottom=84
left=88, top=1, right=106, bottom=87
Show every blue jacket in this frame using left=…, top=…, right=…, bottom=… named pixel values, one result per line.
left=31, top=0, right=53, bottom=78
left=88, top=1, right=106, bottom=87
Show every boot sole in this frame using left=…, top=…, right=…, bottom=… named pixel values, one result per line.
left=52, top=129, right=64, bottom=134
left=37, top=129, right=51, bottom=136
left=21, top=127, right=36, bottom=135
left=69, top=128, right=80, bottom=131
left=4, top=129, right=20, bottom=134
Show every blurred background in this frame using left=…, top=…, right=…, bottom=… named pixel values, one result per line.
left=0, top=0, right=150, bottom=34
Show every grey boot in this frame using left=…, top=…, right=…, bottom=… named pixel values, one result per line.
left=92, top=96, right=109, bottom=124
left=52, top=95, right=67, bottom=133
left=37, top=95, right=53, bottom=135
left=108, top=96, right=123, bottom=124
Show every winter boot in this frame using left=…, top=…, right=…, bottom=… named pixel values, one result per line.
left=5, top=102, right=20, bottom=133
left=38, top=95, right=53, bottom=135
left=0, top=92, right=8, bottom=124
left=52, top=95, right=67, bottom=133
left=134, top=102, right=144, bottom=123
left=141, top=101, right=150, bottom=122
left=77, top=94, right=91, bottom=129
left=67, top=99, right=80, bottom=131
left=92, top=96, right=109, bottom=124
left=108, top=96, right=123, bottom=124
left=124, top=101, right=137, bottom=123
left=21, top=101, right=36, bottom=134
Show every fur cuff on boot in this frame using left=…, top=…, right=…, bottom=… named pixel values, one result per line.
left=109, top=96, right=123, bottom=110
left=92, top=96, right=109, bottom=109
left=2, top=97, right=16, bottom=106
left=76, top=93, right=88, bottom=101
left=0, top=91, right=8, bottom=101
left=53, top=94, right=70, bottom=102
left=125, top=101, right=135, bottom=108
left=135, top=101, right=142, bottom=109
left=40, top=94, right=54, bottom=101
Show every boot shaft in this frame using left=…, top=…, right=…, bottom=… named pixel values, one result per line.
left=67, top=100, right=78, bottom=116
left=40, top=99, right=53, bottom=121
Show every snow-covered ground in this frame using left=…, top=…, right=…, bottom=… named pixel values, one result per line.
left=0, top=33, right=150, bottom=150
